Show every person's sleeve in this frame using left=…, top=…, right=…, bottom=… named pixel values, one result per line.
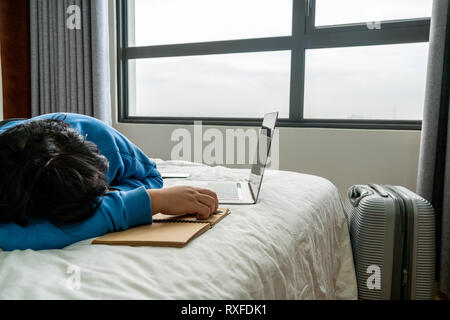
left=84, top=116, right=164, bottom=192
left=0, top=113, right=161, bottom=251
left=0, top=187, right=151, bottom=251
left=106, top=150, right=163, bottom=192
left=39, top=113, right=164, bottom=192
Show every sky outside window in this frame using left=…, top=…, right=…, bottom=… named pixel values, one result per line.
left=315, top=0, right=432, bottom=27
left=127, top=0, right=431, bottom=120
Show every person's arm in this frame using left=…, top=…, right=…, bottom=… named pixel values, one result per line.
left=0, top=187, right=152, bottom=251
left=148, top=186, right=219, bottom=220
left=0, top=185, right=219, bottom=251
left=0, top=114, right=217, bottom=251
left=67, top=113, right=164, bottom=192
left=105, top=150, right=163, bottom=192
left=32, top=113, right=164, bottom=192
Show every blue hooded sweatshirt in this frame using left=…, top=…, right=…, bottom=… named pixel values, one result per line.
left=0, top=113, right=163, bottom=251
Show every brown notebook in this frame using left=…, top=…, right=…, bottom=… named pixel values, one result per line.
left=92, top=208, right=230, bottom=248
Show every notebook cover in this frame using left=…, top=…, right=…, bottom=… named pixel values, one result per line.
left=152, top=208, right=230, bottom=226
left=92, top=208, right=230, bottom=248
left=92, top=222, right=210, bottom=248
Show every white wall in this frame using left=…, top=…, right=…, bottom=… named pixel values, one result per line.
left=107, top=1, right=422, bottom=198
left=111, top=122, right=421, bottom=197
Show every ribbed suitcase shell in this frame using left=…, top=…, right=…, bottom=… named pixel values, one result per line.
left=345, top=185, right=435, bottom=300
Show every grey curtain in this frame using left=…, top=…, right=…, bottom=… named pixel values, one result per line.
left=30, top=0, right=111, bottom=124
left=417, top=0, right=450, bottom=294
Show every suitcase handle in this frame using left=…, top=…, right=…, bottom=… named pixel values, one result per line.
left=348, top=185, right=373, bottom=207
left=368, top=184, right=390, bottom=198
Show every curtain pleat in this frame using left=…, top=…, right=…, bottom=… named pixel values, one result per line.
left=82, top=0, right=93, bottom=117
left=63, top=0, right=70, bottom=113
left=30, top=0, right=111, bottom=124
left=30, top=0, right=39, bottom=115
left=90, top=0, right=110, bottom=122
left=56, top=0, right=66, bottom=111
left=417, top=0, right=450, bottom=294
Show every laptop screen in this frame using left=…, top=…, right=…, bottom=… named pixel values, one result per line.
left=249, top=112, right=278, bottom=201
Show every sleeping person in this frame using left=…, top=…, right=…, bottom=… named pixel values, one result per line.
left=0, top=113, right=218, bottom=251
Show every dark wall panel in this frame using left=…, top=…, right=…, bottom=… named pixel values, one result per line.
left=0, top=0, right=31, bottom=119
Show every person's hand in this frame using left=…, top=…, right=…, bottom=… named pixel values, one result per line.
left=147, top=186, right=219, bottom=220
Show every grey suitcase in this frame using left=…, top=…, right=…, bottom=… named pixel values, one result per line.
left=345, top=184, right=435, bottom=300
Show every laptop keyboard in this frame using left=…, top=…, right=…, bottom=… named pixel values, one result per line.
left=207, top=182, right=241, bottom=200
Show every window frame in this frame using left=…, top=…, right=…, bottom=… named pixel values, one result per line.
left=117, top=0, right=430, bottom=130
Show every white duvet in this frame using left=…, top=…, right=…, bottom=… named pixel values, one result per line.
left=0, top=161, right=357, bottom=300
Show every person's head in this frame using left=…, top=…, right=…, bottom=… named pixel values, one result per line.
left=0, top=119, right=109, bottom=226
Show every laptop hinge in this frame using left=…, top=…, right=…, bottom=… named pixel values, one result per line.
left=248, top=182, right=256, bottom=203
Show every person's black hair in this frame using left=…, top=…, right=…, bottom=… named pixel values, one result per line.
left=0, top=118, right=109, bottom=226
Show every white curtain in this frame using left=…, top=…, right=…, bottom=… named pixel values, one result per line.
left=30, top=0, right=111, bottom=124
left=417, top=0, right=450, bottom=294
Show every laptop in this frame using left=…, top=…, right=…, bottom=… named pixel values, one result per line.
left=174, top=112, right=279, bottom=204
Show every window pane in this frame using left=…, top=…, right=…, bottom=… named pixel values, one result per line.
left=315, top=0, right=432, bottom=27
left=129, top=52, right=291, bottom=118
left=304, top=43, right=429, bottom=121
left=128, top=0, right=292, bottom=46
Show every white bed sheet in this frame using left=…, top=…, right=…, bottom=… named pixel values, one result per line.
left=0, top=161, right=357, bottom=300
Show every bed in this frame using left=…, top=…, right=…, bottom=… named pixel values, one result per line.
left=0, top=160, right=357, bottom=300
